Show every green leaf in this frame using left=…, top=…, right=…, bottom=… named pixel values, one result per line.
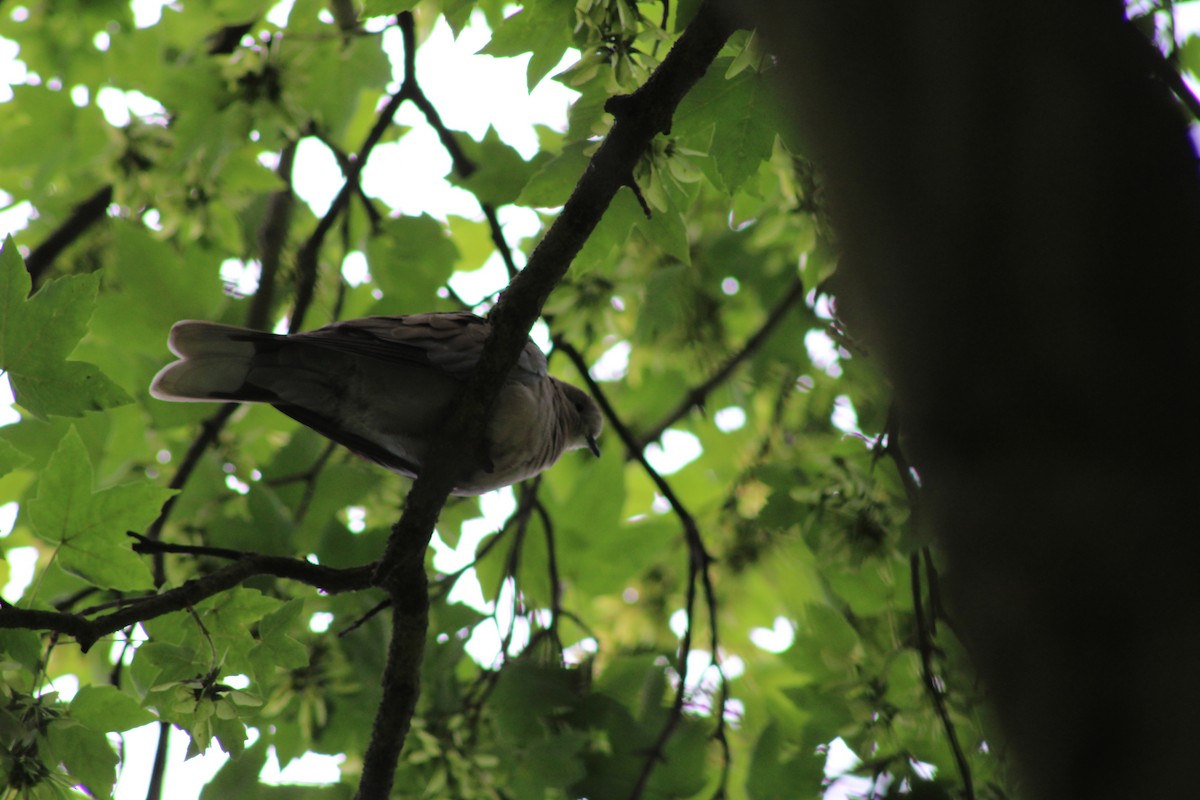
left=452, top=127, right=548, bottom=207
left=200, top=737, right=271, bottom=800
left=0, top=629, right=43, bottom=672
left=479, top=1, right=575, bottom=90
left=189, top=588, right=284, bottom=675
left=367, top=215, right=460, bottom=307
left=447, top=214, right=496, bottom=274
left=249, top=599, right=310, bottom=685
left=0, top=437, right=31, bottom=479
left=518, top=140, right=592, bottom=208
left=747, top=721, right=825, bottom=799
left=46, top=721, right=118, bottom=798
left=361, top=0, right=420, bottom=16
left=491, top=662, right=582, bottom=741
left=27, top=427, right=171, bottom=590
left=1181, top=34, right=1200, bottom=79
left=0, top=237, right=133, bottom=419
left=135, top=640, right=203, bottom=690
left=213, top=713, right=251, bottom=758
left=70, top=685, right=158, bottom=733
left=510, top=733, right=589, bottom=796
left=674, top=59, right=782, bottom=193
left=648, top=716, right=710, bottom=797
left=282, top=35, right=392, bottom=140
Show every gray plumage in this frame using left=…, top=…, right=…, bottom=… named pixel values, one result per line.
left=150, top=313, right=603, bottom=495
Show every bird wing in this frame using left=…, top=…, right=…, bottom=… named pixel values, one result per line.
left=293, top=313, right=548, bottom=385
left=272, top=402, right=424, bottom=479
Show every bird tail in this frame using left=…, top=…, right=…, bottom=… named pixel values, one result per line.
left=150, top=321, right=277, bottom=402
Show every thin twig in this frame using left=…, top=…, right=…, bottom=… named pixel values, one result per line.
left=557, top=342, right=724, bottom=800
left=482, top=204, right=519, bottom=279
left=0, top=557, right=374, bottom=652
left=494, top=523, right=527, bottom=666
left=146, top=404, right=239, bottom=585
left=247, top=140, right=297, bottom=332
left=638, top=275, right=806, bottom=448
left=429, top=514, right=519, bottom=600
left=143, top=721, right=171, bottom=800
left=292, top=14, right=416, bottom=334
left=24, top=185, right=113, bottom=287
left=885, top=406, right=975, bottom=799
left=309, top=129, right=384, bottom=231
left=409, top=89, right=476, bottom=178
left=339, top=599, right=391, bottom=638
left=51, top=587, right=100, bottom=614
left=535, top=498, right=564, bottom=641
left=910, top=553, right=975, bottom=800
left=293, top=442, right=340, bottom=524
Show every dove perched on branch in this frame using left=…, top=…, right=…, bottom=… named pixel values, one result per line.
left=150, top=313, right=603, bottom=495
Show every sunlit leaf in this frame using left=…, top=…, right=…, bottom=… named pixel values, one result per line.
left=27, top=427, right=171, bottom=590
left=0, top=239, right=132, bottom=419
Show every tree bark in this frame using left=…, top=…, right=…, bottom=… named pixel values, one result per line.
left=742, top=2, right=1200, bottom=798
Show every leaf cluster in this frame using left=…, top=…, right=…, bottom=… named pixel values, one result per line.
left=0, top=1, right=1016, bottom=798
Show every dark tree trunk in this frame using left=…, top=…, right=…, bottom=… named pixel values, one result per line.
left=742, top=2, right=1200, bottom=798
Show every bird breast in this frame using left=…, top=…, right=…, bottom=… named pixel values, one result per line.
left=472, top=379, right=561, bottom=493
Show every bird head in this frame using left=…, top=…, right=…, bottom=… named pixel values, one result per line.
left=560, top=382, right=603, bottom=457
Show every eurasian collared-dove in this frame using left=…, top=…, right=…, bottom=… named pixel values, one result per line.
left=150, top=313, right=603, bottom=495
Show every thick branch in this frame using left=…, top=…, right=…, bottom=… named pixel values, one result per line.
left=354, top=4, right=738, bottom=798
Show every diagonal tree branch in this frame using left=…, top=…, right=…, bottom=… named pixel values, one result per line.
left=0, top=557, right=374, bottom=652
left=881, top=405, right=975, bottom=798
left=247, top=140, right=298, bottom=332
left=558, top=341, right=723, bottom=799
left=291, top=13, right=419, bottom=333
left=638, top=273, right=806, bottom=448
left=1126, top=16, right=1200, bottom=121
left=354, top=4, right=739, bottom=798
left=24, top=185, right=113, bottom=288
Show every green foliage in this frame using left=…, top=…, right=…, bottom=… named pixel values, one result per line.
left=0, top=1, right=1009, bottom=799
left=0, top=241, right=132, bottom=419
left=28, top=427, right=171, bottom=590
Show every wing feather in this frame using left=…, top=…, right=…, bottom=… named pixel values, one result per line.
left=292, top=313, right=548, bottom=384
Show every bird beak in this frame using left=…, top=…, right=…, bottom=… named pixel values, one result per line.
left=586, top=434, right=601, bottom=458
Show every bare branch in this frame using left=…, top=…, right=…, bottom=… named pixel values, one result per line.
left=291, top=14, right=416, bottom=333
left=556, top=342, right=723, bottom=800
left=24, top=185, right=113, bottom=288
left=884, top=407, right=975, bottom=799
left=247, top=140, right=298, bottom=332
left=638, top=274, right=806, bottom=448
left=482, top=203, right=519, bottom=280
left=910, top=552, right=975, bottom=800
left=0, top=556, right=374, bottom=652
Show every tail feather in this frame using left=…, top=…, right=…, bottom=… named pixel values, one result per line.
left=150, top=321, right=275, bottom=402
left=167, top=320, right=265, bottom=358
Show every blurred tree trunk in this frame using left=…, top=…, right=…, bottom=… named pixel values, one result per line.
left=742, top=1, right=1200, bottom=797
